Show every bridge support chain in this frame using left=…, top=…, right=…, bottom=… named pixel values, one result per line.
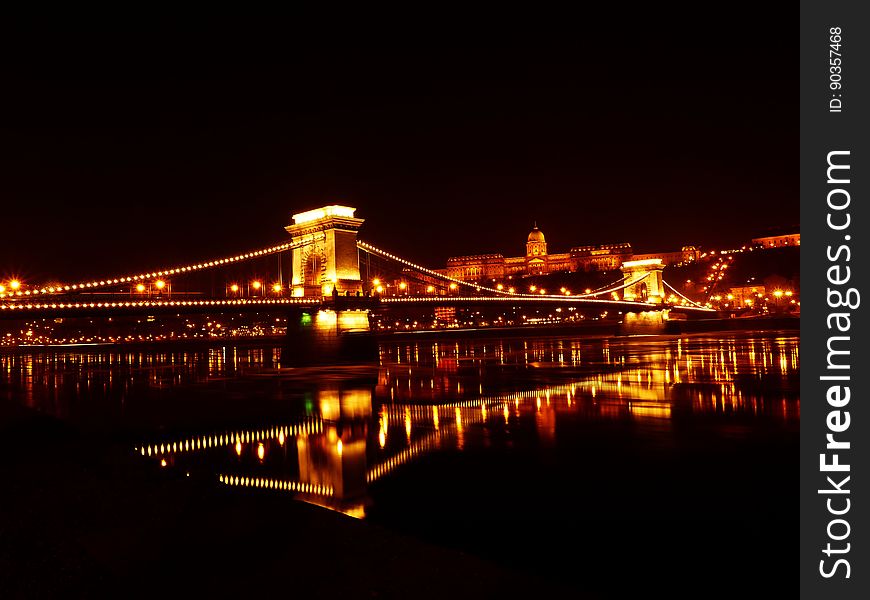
left=282, top=307, right=377, bottom=366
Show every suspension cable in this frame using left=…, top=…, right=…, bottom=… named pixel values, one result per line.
left=2, top=235, right=324, bottom=299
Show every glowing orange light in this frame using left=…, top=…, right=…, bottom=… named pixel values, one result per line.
left=0, top=284, right=6, bottom=293
left=136, top=283, right=146, bottom=293
left=584, top=289, right=592, bottom=294
left=426, top=285, right=435, bottom=293
left=230, top=284, right=239, bottom=293
left=9, top=280, right=21, bottom=290
left=235, top=440, right=242, bottom=455
left=154, top=280, right=166, bottom=290
left=449, top=283, right=457, bottom=290
left=529, top=285, right=537, bottom=292
left=372, top=278, right=381, bottom=286
left=508, top=287, right=515, bottom=294
left=272, top=283, right=282, bottom=293
left=399, top=282, right=407, bottom=290
left=496, top=283, right=504, bottom=290
left=160, top=459, right=167, bottom=467
left=773, top=290, right=783, bottom=298
left=251, top=281, right=262, bottom=290
left=257, top=443, right=265, bottom=461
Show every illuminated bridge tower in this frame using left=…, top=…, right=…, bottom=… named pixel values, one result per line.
left=286, top=205, right=365, bottom=298
left=621, top=258, right=665, bottom=304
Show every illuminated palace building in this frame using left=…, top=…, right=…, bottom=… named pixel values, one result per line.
left=441, top=225, right=698, bottom=281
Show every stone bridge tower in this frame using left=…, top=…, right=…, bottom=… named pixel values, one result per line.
left=620, top=258, right=665, bottom=304
left=286, top=205, right=365, bottom=298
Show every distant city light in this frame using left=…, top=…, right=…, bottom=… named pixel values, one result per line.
left=426, top=285, right=435, bottom=293
left=372, top=278, right=381, bottom=286
left=399, top=282, right=407, bottom=290
left=449, top=283, right=458, bottom=290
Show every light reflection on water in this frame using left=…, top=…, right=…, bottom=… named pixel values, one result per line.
left=1, top=333, right=799, bottom=519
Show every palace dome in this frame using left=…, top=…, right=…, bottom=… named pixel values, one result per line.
left=527, top=226, right=546, bottom=243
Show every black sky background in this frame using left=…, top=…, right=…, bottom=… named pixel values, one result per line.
left=0, top=16, right=797, bottom=283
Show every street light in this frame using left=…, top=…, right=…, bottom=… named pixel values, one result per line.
left=136, top=283, right=146, bottom=293
left=272, top=283, right=282, bottom=294
left=230, top=284, right=239, bottom=294
left=9, top=279, right=21, bottom=291
left=154, top=280, right=166, bottom=290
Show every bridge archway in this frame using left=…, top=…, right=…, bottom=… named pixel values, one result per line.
left=286, top=206, right=365, bottom=298
left=620, top=259, right=665, bottom=304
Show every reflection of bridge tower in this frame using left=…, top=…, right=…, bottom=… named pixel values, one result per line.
left=296, top=387, right=371, bottom=505
left=286, top=205, right=365, bottom=298
left=621, top=258, right=665, bottom=303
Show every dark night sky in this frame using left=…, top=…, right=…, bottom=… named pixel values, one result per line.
left=0, top=16, right=797, bottom=283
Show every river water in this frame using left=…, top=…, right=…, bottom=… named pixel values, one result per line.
left=0, top=331, right=799, bottom=596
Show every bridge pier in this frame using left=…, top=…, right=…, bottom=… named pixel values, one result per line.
left=281, top=307, right=377, bottom=366
left=619, top=309, right=668, bottom=335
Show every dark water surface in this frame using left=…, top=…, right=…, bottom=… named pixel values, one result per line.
left=1, top=332, right=798, bottom=597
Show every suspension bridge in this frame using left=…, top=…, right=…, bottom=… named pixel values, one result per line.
left=0, top=205, right=713, bottom=322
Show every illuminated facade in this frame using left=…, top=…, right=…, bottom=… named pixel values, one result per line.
left=441, top=225, right=695, bottom=281
left=751, top=233, right=800, bottom=248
